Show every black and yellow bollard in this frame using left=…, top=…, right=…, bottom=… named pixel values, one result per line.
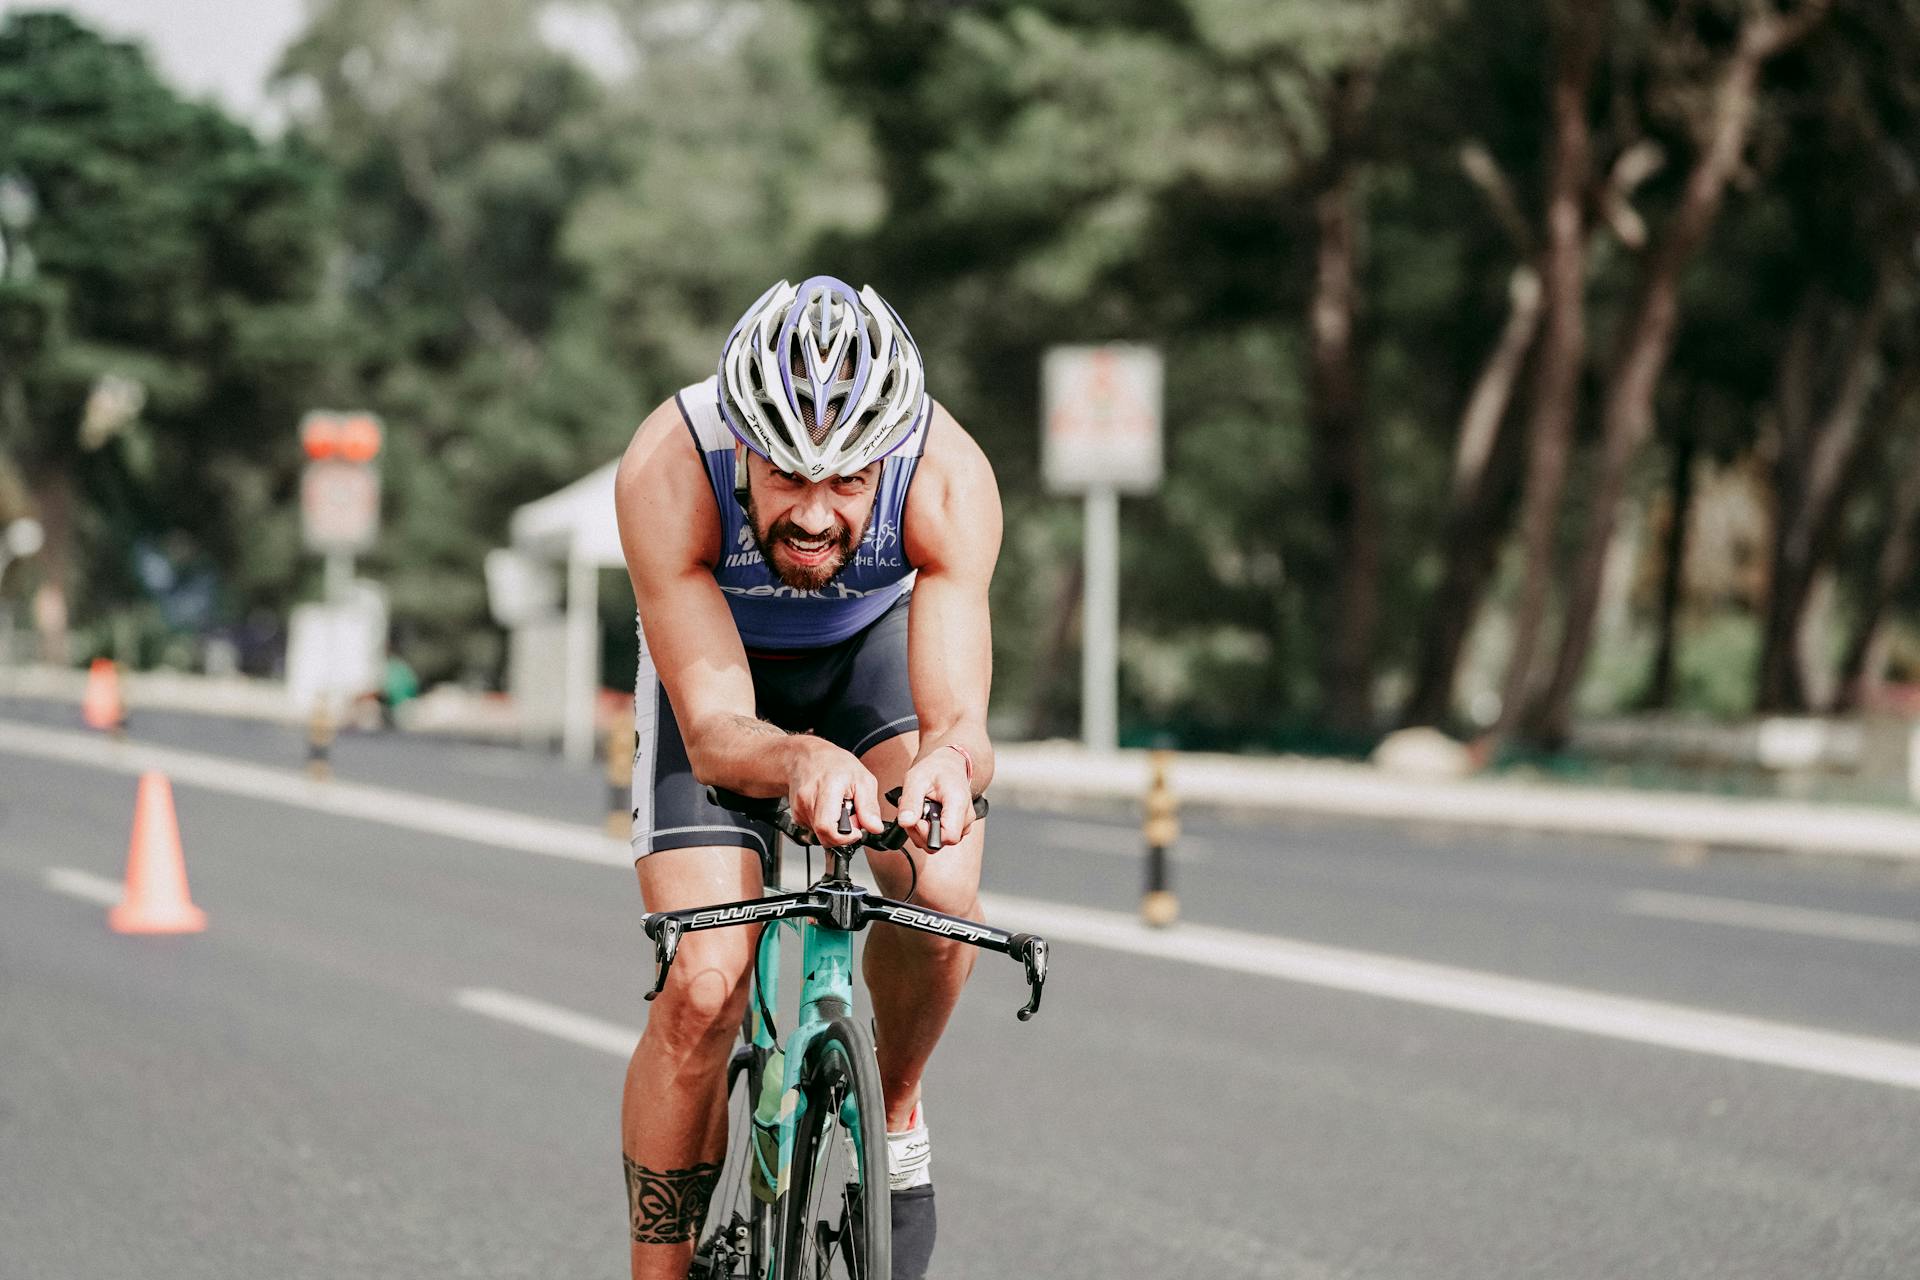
left=306, top=696, right=335, bottom=782
left=605, top=720, right=635, bottom=838
left=1141, top=746, right=1180, bottom=927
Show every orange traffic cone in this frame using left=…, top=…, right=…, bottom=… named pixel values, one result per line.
left=82, top=658, right=125, bottom=734
left=108, top=772, right=206, bottom=934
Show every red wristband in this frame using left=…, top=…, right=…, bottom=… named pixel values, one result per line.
left=946, top=742, right=974, bottom=783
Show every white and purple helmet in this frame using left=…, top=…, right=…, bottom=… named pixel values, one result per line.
left=718, top=276, right=929, bottom=479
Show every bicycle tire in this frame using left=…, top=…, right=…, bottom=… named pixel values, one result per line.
left=693, top=1041, right=776, bottom=1279
left=780, top=1016, right=890, bottom=1280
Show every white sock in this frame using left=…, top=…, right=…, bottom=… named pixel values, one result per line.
left=887, top=1102, right=931, bottom=1192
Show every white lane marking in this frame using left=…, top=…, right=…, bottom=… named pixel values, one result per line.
left=1036, top=821, right=1211, bottom=862
left=0, top=718, right=628, bottom=868
left=43, top=866, right=124, bottom=906
left=454, top=988, right=639, bottom=1056
left=1622, top=890, right=1920, bottom=947
left=13, top=718, right=1920, bottom=1093
left=976, top=892, right=1920, bottom=1094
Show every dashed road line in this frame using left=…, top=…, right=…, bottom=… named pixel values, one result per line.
left=454, top=988, right=639, bottom=1056
left=43, top=866, right=124, bottom=907
left=1621, top=889, right=1920, bottom=947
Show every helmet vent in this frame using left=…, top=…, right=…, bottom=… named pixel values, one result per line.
left=718, top=276, right=925, bottom=476
left=794, top=347, right=856, bottom=446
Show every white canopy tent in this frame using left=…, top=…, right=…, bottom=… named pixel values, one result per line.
left=502, top=459, right=622, bottom=762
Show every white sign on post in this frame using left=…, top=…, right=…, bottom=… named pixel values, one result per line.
left=1043, top=344, right=1164, bottom=494
left=1042, top=344, right=1163, bottom=754
left=301, top=460, right=380, bottom=554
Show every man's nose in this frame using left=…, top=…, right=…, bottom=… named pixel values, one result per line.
left=789, top=486, right=835, bottom=534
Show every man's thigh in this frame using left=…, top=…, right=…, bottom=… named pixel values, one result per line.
left=636, top=844, right=766, bottom=914
left=632, top=630, right=777, bottom=862
left=635, top=845, right=767, bottom=1005
left=857, top=732, right=984, bottom=916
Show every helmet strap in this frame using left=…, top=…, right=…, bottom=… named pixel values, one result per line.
left=733, top=443, right=751, bottom=512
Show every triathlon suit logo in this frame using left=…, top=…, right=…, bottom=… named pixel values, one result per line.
left=725, top=522, right=762, bottom=569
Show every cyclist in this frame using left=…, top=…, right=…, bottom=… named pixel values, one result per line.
left=613, top=276, right=1001, bottom=1280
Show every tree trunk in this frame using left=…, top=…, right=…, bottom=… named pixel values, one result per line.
left=1834, top=389, right=1920, bottom=712
left=1401, top=265, right=1541, bottom=727
left=1753, top=296, right=1822, bottom=706
left=1306, top=66, right=1379, bottom=738
left=1524, top=0, right=1831, bottom=743
left=24, top=463, right=71, bottom=664
left=1022, top=559, right=1084, bottom=740
left=1486, top=0, right=1605, bottom=746
left=1757, top=273, right=1895, bottom=710
left=1643, top=425, right=1696, bottom=709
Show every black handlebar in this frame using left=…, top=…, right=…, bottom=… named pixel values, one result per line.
left=663, top=786, right=1037, bottom=1017
left=704, top=785, right=988, bottom=854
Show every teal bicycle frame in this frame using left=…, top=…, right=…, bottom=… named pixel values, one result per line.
left=746, top=907, right=861, bottom=1204
left=641, top=793, right=1048, bottom=1277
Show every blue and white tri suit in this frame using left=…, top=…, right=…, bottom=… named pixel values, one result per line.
left=631, top=376, right=930, bottom=861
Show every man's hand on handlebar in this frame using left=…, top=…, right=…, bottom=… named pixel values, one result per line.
left=786, top=739, right=885, bottom=847
left=894, top=744, right=976, bottom=854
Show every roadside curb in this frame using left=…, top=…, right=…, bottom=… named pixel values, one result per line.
left=990, top=744, right=1920, bottom=866
left=8, top=663, right=1917, bottom=865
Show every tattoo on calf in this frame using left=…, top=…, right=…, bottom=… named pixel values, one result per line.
left=625, top=1154, right=723, bottom=1244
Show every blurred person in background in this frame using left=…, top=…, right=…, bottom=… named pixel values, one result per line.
left=614, top=276, right=1002, bottom=1280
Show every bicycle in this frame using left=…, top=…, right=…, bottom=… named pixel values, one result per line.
left=640, top=786, right=1049, bottom=1280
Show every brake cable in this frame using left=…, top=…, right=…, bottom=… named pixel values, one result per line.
left=753, top=912, right=781, bottom=1053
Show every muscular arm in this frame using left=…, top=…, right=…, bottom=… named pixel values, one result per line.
left=614, top=403, right=883, bottom=835
left=895, top=405, right=1002, bottom=840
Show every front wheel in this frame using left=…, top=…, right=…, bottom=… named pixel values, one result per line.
left=781, top=1016, right=890, bottom=1280
left=692, top=1042, right=774, bottom=1279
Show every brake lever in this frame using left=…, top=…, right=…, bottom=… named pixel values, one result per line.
left=879, top=789, right=989, bottom=852
left=640, top=913, right=684, bottom=1002
left=1010, top=933, right=1048, bottom=1021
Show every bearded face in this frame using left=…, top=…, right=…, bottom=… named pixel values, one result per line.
left=740, top=459, right=877, bottom=591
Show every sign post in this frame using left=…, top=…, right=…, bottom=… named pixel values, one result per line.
left=295, top=412, right=385, bottom=716
left=1042, top=344, right=1163, bottom=753
left=300, top=411, right=383, bottom=602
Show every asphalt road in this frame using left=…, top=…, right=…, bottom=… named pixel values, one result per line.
left=4, top=701, right=1918, bottom=1278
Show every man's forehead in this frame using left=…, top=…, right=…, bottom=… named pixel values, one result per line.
left=744, top=448, right=880, bottom=486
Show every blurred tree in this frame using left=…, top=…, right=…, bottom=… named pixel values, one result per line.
left=1834, top=402, right=1920, bottom=710
left=561, top=0, right=883, bottom=407
left=0, top=11, right=332, bottom=662
left=1747, top=0, right=1920, bottom=711
left=802, top=0, right=1455, bottom=739
left=1522, top=0, right=1835, bottom=741
left=1485, top=0, right=1609, bottom=747
left=280, top=0, right=620, bottom=679
left=278, top=0, right=881, bottom=684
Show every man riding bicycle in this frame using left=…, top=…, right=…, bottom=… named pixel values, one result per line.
left=613, top=276, right=1002, bottom=1280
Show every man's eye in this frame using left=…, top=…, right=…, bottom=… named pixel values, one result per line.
left=773, top=470, right=804, bottom=484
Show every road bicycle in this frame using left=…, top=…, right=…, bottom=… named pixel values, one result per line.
left=640, top=786, right=1049, bottom=1280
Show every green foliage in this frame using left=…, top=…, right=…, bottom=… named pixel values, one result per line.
left=17, top=0, right=1920, bottom=738
left=0, top=10, right=332, bottom=633
left=269, top=0, right=891, bottom=682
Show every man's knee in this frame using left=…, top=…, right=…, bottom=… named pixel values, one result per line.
left=642, top=935, right=754, bottom=1059
left=875, top=904, right=981, bottom=974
